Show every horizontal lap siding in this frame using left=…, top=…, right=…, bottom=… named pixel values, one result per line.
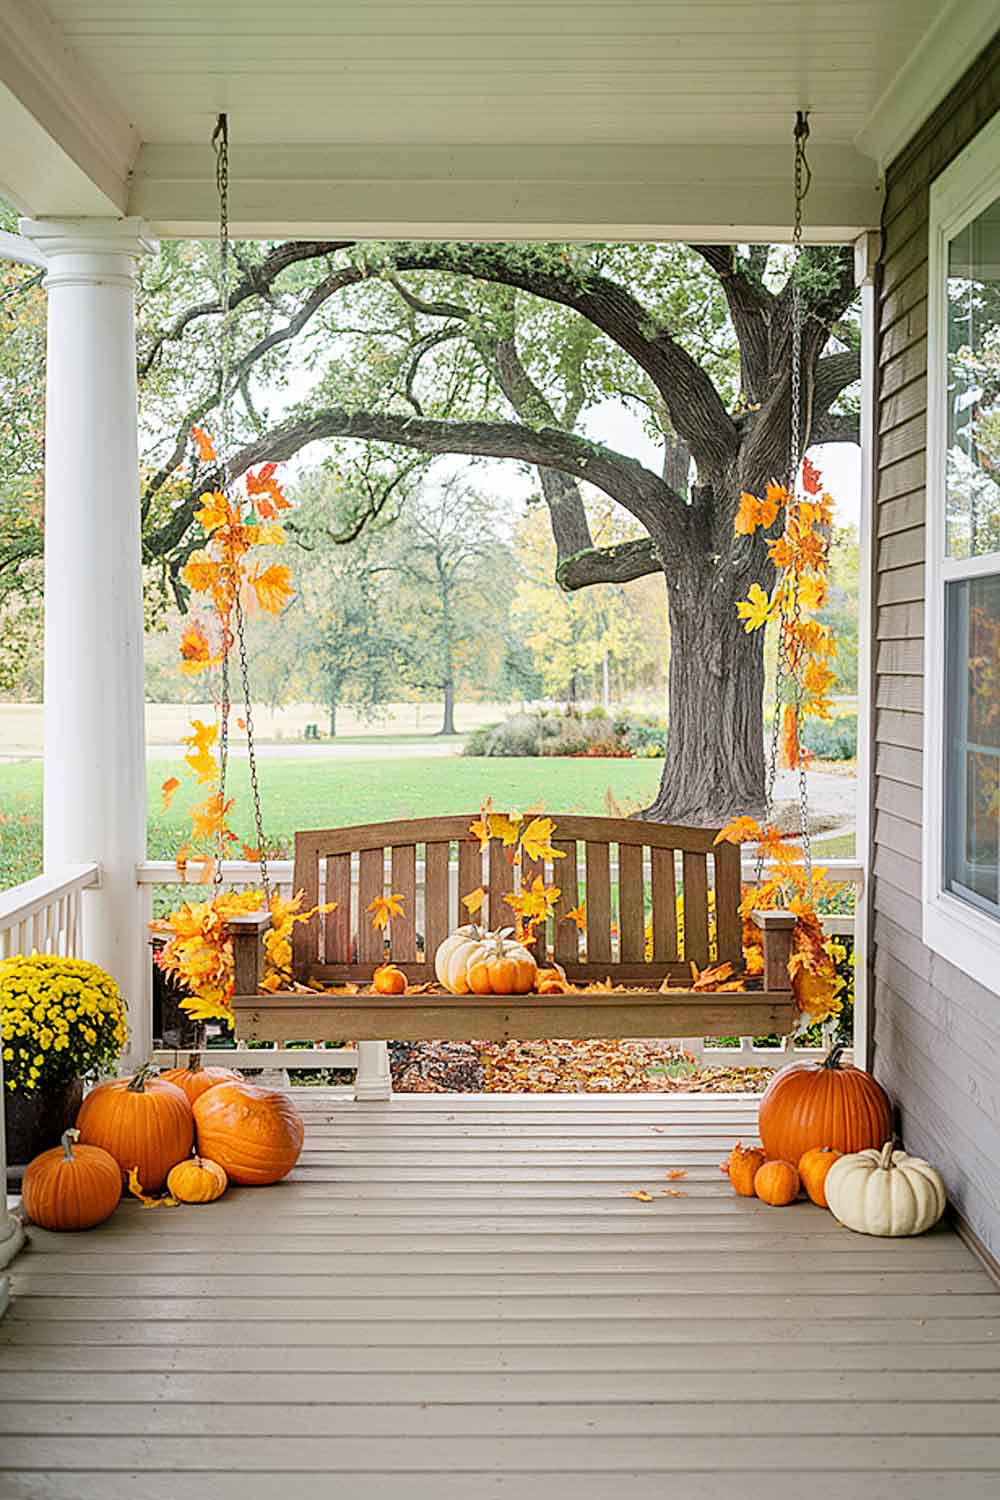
left=872, top=32, right=1000, bottom=1260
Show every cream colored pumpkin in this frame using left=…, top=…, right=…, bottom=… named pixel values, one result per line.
left=824, top=1140, right=946, bottom=1237
left=435, top=926, right=536, bottom=995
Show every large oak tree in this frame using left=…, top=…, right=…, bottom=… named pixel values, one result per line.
left=3, top=232, right=861, bottom=822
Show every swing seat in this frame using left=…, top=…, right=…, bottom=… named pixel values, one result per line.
left=228, top=815, right=800, bottom=1043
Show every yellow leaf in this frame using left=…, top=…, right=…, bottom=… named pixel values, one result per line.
left=520, top=816, right=566, bottom=863
left=628, top=1190, right=655, bottom=1202
left=462, top=886, right=486, bottom=917
left=194, top=490, right=231, bottom=536
left=367, top=893, right=405, bottom=931
left=666, top=1168, right=688, bottom=1180
left=181, top=549, right=220, bottom=597
left=562, top=902, right=587, bottom=934
left=127, top=1167, right=179, bottom=1208
left=249, top=562, right=294, bottom=615
left=735, top=583, right=777, bottom=633
left=469, top=795, right=495, bottom=852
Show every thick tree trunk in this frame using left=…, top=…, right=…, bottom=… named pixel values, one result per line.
left=439, top=682, right=456, bottom=736
left=643, top=552, right=767, bottom=827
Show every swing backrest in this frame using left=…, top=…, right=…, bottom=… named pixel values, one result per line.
left=290, top=814, right=744, bottom=988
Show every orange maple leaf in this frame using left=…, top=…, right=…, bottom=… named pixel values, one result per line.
left=249, top=562, right=294, bottom=615
left=714, top=815, right=761, bottom=846
left=801, top=455, right=822, bottom=495
left=367, top=893, right=405, bottom=931
left=734, top=491, right=762, bottom=535
left=191, top=426, right=217, bottom=463
left=160, top=776, right=180, bottom=812
left=178, top=621, right=218, bottom=677
left=666, top=1169, right=688, bottom=1180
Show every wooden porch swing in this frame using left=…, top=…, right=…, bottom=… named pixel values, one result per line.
left=206, top=112, right=819, bottom=1049
left=227, top=815, right=799, bottom=1043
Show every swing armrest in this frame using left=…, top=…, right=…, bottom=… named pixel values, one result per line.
left=228, top=911, right=272, bottom=997
left=750, top=909, right=796, bottom=993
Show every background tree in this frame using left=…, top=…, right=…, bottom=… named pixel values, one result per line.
left=2, top=221, right=861, bottom=821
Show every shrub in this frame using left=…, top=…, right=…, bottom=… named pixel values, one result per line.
left=463, top=707, right=668, bottom=759
left=801, top=714, right=857, bottom=761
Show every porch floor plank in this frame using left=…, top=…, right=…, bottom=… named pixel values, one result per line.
left=2, top=1091, right=1000, bottom=1498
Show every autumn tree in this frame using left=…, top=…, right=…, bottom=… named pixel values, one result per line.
left=1, top=226, right=861, bottom=821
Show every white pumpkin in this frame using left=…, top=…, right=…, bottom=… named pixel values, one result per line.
left=824, top=1140, right=946, bottom=1237
left=434, top=926, right=535, bottom=995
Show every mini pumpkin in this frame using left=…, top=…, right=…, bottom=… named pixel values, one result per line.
left=824, top=1141, right=946, bottom=1237
left=167, top=1155, right=228, bottom=1204
left=435, top=926, right=536, bottom=996
left=758, top=1045, right=892, bottom=1163
left=372, top=963, right=407, bottom=995
left=754, top=1159, right=800, bottom=1206
left=723, top=1141, right=767, bottom=1198
left=76, top=1064, right=194, bottom=1191
left=798, top=1146, right=842, bottom=1208
left=160, top=1052, right=241, bottom=1105
left=22, top=1128, right=122, bottom=1232
left=193, top=1080, right=304, bottom=1186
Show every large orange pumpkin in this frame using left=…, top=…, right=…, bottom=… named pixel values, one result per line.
left=193, top=1080, right=304, bottom=1185
left=759, top=1045, right=891, bottom=1164
left=22, top=1128, right=122, bottom=1232
left=160, top=1052, right=241, bottom=1106
left=76, top=1064, right=194, bottom=1191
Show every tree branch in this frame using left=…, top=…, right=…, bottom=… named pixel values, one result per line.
left=556, top=537, right=662, bottom=591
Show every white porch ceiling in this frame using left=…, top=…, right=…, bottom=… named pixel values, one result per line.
left=1, top=0, right=998, bottom=239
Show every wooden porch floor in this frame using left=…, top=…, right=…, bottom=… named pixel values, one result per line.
left=2, top=1090, right=1000, bottom=1498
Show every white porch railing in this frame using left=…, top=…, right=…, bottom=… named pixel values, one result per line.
left=1, top=863, right=101, bottom=1292
left=0, top=862, right=100, bottom=961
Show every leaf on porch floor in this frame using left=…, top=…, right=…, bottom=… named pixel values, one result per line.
left=127, top=1168, right=179, bottom=1209
left=628, top=1190, right=655, bottom=1202
left=666, top=1168, right=688, bottom=1179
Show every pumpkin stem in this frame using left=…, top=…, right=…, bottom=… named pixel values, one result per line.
left=127, top=1062, right=156, bottom=1093
left=878, top=1140, right=896, bottom=1170
left=60, top=1128, right=80, bottom=1161
left=822, top=1044, right=847, bottom=1071
left=187, top=1052, right=203, bottom=1072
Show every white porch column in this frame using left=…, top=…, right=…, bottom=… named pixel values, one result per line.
left=354, top=1041, right=392, bottom=1102
left=20, top=218, right=156, bottom=1072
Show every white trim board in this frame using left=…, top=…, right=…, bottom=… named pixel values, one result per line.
left=856, top=0, right=1000, bottom=170
left=922, top=108, right=1000, bottom=997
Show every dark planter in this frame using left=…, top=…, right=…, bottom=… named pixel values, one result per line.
left=5, top=1076, right=84, bottom=1173
left=150, top=936, right=201, bottom=1050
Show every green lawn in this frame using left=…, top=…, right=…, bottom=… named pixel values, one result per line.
left=0, top=754, right=665, bottom=889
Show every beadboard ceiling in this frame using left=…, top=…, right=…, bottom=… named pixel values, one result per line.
left=1, top=0, right=997, bottom=236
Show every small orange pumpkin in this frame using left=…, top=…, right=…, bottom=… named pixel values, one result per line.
left=193, top=1080, right=304, bottom=1186
left=76, top=1064, right=194, bottom=1191
left=160, top=1052, right=242, bottom=1106
left=22, top=1128, right=122, bottom=1232
left=754, top=1159, right=800, bottom=1207
left=723, top=1141, right=767, bottom=1198
left=372, top=964, right=407, bottom=995
left=798, top=1146, right=842, bottom=1208
left=166, top=1155, right=228, bottom=1204
left=467, top=935, right=537, bottom=995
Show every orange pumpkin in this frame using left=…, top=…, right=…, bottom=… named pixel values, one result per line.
left=759, top=1045, right=892, bottom=1163
left=22, top=1128, right=122, bottom=1232
left=160, top=1052, right=242, bottom=1106
left=467, top=935, right=537, bottom=996
left=76, top=1064, right=194, bottom=1191
left=193, top=1080, right=304, bottom=1186
left=754, top=1159, right=800, bottom=1206
left=723, top=1140, right=767, bottom=1197
left=166, top=1155, right=228, bottom=1204
left=798, top=1146, right=842, bottom=1208
left=372, top=964, right=407, bottom=995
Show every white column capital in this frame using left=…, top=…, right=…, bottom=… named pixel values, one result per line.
left=18, top=216, right=158, bottom=288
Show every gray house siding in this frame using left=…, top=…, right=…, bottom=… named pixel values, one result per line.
left=871, top=33, right=1000, bottom=1259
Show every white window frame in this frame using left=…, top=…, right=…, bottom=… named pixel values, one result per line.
left=923, top=109, right=1000, bottom=994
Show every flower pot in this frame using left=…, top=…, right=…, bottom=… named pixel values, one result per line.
left=4, top=1077, right=84, bottom=1172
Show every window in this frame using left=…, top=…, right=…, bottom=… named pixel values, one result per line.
left=925, top=112, right=1000, bottom=992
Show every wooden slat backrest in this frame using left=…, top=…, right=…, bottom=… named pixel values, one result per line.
left=290, top=814, right=743, bottom=984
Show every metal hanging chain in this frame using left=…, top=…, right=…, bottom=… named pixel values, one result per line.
left=211, top=113, right=270, bottom=902
left=759, top=110, right=813, bottom=893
